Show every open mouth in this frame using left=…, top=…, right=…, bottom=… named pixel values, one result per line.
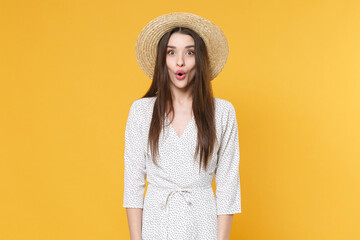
left=176, top=70, right=186, bottom=76
left=175, top=71, right=186, bottom=80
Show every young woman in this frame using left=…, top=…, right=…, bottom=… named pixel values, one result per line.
left=123, top=12, right=241, bottom=240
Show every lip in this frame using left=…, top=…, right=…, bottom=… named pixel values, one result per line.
left=176, top=70, right=186, bottom=75
left=175, top=70, right=186, bottom=80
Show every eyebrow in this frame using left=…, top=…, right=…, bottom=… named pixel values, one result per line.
left=167, top=45, right=195, bottom=48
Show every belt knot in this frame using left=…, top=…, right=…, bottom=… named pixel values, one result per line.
left=161, top=188, right=193, bottom=213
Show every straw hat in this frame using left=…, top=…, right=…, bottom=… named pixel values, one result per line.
left=135, top=12, right=229, bottom=81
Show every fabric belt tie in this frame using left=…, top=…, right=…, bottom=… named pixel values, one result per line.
left=162, top=188, right=192, bottom=213
left=148, top=183, right=212, bottom=240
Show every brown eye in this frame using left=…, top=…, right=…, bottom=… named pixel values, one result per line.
left=167, top=50, right=175, bottom=55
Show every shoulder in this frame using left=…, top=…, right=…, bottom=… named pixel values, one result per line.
left=214, top=97, right=236, bottom=116
left=129, top=96, right=157, bottom=113
left=214, top=97, right=238, bottom=134
left=127, top=97, right=156, bottom=132
left=131, top=96, right=156, bottom=107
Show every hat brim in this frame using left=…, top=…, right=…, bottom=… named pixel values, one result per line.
left=135, top=12, right=229, bottom=81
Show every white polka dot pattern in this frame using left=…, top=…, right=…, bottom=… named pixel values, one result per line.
left=123, top=96, right=241, bottom=239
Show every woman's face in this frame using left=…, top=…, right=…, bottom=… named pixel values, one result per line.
left=166, top=32, right=196, bottom=91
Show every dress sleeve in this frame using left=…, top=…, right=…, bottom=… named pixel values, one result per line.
left=122, top=100, right=146, bottom=208
left=215, top=102, right=242, bottom=215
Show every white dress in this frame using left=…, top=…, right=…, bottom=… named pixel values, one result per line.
left=123, top=96, right=241, bottom=240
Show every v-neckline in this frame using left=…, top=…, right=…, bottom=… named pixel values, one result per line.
left=166, top=114, right=195, bottom=139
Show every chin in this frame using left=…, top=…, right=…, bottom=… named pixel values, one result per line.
left=170, top=78, right=190, bottom=88
left=177, top=81, right=191, bottom=88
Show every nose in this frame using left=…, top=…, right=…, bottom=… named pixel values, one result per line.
left=176, top=55, right=184, bottom=67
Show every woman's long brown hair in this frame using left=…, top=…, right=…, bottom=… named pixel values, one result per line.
left=141, top=27, right=217, bottom=173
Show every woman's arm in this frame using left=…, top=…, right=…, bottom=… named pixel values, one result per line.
left=215, top=101, right=242, bottom=239
left=123, top=100, right=147, bottom=239
left=125, top=208, right=143, bottom=240
left=217, top=214, right=234, bottom=240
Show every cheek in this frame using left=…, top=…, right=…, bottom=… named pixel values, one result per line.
left=166, top=58, right=174, bottom=70
left=189, top=58, right=196, bottom=69
left=190, top=63, right=196, bottom=73
left=165, top=64, right=171, bottom=74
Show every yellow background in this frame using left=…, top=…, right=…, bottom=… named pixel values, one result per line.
left=1, top=0, right=359, bottom=239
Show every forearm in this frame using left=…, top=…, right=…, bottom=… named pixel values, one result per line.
left=126, top=208, right=143, bottom=240
left=217, top=214, right=234, bottom=240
